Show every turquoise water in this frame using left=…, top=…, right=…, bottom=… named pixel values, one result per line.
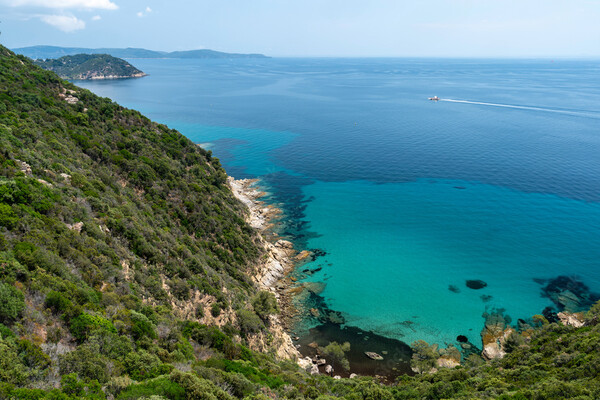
left=300, top=179, right=600, bottom=345
left=77, top=58, right=600, bottom=347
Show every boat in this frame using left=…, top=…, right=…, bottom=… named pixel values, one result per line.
left=428, top=96, right=439, bottom=101
left=365, top=351, right=384, bottom=360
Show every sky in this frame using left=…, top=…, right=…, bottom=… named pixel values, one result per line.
left=0, top=0, right=599, bottom=57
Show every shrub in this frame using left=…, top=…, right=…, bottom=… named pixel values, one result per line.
left=70, top=312, right=116, bottom=341
left=211, top=303, right=221, bottom=317
left=322, top=341, right=351, bottom=371
left=116, top=376, right=185, bottom=400
left=0, top=204, right=17, bottom=229
left=236, top=309, right=264, bottom=337
left=0, top=340, right=29, bottom=384
left=45, top=291, right=72, bottom=314
left=130, top=310, right=157, bottom=340
left=411, top=340, right=440, bottom=374
left=124, top=350, right=171, bottom=381
left=18, top=339, right=51, bottom=369
left=59, top=343, right=110, bottom=384
left=0, top=282, right=25, bottom=323
left=168, top=369, right=235, bottom=400
left=251, top=291, right=279, bottom=321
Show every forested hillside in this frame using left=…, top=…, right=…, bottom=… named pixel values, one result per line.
left=2, top=44, right=600, bottom=400
left=33, top=54, right=146, bottom=80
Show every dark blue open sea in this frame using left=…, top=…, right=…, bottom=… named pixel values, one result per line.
left=78, top=58, right=600, bottom=351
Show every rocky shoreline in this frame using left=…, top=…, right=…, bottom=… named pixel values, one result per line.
left=228, top=177, right=303, bottom=361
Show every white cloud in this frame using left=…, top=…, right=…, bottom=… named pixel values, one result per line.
left=9, top=0, right=118, bottom=10
left=91, top=14, right=100, bottom=20
left=136, top=5, right=151, bottom=17
left=40, top=14, right=85, bottom=32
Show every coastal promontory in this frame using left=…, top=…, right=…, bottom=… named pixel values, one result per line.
left=33, top=53, right=146, bottom=80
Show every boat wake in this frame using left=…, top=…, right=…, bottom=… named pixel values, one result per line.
left=439, top=98, right=599, bottom=118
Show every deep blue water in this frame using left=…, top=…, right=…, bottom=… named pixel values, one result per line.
left=78, top=58, right=600, bottom=346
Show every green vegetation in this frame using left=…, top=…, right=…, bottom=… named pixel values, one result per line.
left=3, top=43, right=600, bottom=399
left=33, top=54, right=146, bottom=80
left=322, top=342, right=351, bottom=371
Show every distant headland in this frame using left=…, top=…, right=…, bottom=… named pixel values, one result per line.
left=33, top=54, right=146, bottom=80
left=13, top=45, right=269, bottom=60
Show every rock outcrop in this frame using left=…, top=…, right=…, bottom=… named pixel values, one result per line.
left=557, top=311, right=585, bottom=328
left=481, top=311, right=514, bottom=360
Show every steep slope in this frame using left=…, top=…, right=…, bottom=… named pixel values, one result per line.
left=33, top=54, right=146, bottom=80
left=0, top=44, right=293, bottom=392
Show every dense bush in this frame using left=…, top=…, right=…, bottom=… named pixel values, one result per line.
left=251, top=291, right=279, bottom=321
left=0, top=282, right=25, bottom=323
left=70, top=313, right=116, bottom=341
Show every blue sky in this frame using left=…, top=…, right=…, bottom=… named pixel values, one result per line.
left=1, top=0, right=599, bottom=57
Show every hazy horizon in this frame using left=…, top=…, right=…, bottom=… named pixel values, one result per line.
left=1, top=0, right=599, bottom=58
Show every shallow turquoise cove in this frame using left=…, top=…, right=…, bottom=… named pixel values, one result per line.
left=299, top=179, right=600, bottom=345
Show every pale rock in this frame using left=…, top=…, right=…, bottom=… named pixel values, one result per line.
left=482, top=328, right=515, bottom=360
left=60, top=173, right=71, bottom=184
left=16, top=160, right=32, bottom=176
left=297, top=357, right=313, bottom=370
left=66, top=221, right=84, bottom=232
left=437, top=356, right=461, bottom=369
left=37, top=179, right=52, bottom=187
left=349, top=373, right=358, bottom=379
left=557, top=311, right=585, bottom=328
left=295, top=250, right=312, bottom=261
left=333, top=375, right=341, bottom=380
left=325, top=365, right=333, bottom=374
left=310, top=365, right=319, bottom=375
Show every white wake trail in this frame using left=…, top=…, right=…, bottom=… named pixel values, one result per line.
left=439, top=98, right=598, bottom=118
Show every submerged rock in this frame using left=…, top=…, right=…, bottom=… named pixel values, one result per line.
left=448, top=285, right=460, bottom=293
left=456, top=335, right=468, bottom=343
left=542, top=306, right=559, bottom=323
left=466, top=280, right=487, bottom=290
left=542, top=276, right=599, bottom=312
left=480, top=295, right=493, bottom=302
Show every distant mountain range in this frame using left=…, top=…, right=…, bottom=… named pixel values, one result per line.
left=12, top=45, right=269, bottom=60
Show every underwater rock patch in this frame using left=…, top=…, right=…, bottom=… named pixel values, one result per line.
left=466, top=279, right=487, bottom=290
left=456, top=335, right=468, bottom=343
left=542, top=306, right=559, bottom=323
left=541, top=275, right=600, bottom=312
left=448, top=284, right=460, bottom=293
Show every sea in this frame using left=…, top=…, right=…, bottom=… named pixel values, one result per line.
left=77, top=57, right=600, bottom=368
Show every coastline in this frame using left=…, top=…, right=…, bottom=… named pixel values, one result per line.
left=227, top=176, right=596, bottom=380
left=227, top=177, right=302, bottom=361
left=227, top=176, right=418, bottom=379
